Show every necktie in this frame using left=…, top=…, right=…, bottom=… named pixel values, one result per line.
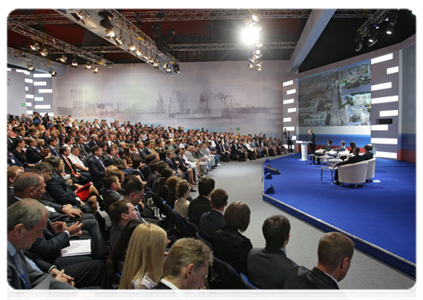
left=64, top=157, right=76, bottom=176
left=13, top=253, right=31, bottom=289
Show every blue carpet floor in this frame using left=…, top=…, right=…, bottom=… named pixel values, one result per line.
left=262, top=154, right=416, bottom=276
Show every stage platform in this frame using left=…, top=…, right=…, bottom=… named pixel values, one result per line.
left=262, top=154, right=416, bottom=277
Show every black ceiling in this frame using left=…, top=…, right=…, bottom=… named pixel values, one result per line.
left=7, top=9, right=416, bottom=73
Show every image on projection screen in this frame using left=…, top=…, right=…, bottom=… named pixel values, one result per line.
left=298, top=60, right=371, bottom=127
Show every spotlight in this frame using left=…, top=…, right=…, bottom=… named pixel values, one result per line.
left=71, top=10, right=89, bottom=25
left=255, top=41, right=263, bottom=48
left=98, top=10, right=114, bottom=38
left=57, top=55, right=68, bottom=63
left=27, top=63, right=34, bottom=71
left=30, top=42, right=40, bottom=52
left=71, top=59, right=78, bottom=67
left=153, top=59, right=160, bottom=69
left=40, top=48, right=49, bottom=57
left=85, top=62, right=92, bottom=69
left=173, top=63, right=180, bottom=74
left=128, top=39, right=136, bottom=51
left=386, top=10, right=399, bottom=35
left=114, top=31, right=125, bottom=46
left=93, top=66, right=99, bottom=74
left=367, top=25, right=378, bottom=47
left=135, top=49, right=142, bottom=57
left=241, top=26, right=260, bottom=45
left=49, top=69, right=57, bottom=77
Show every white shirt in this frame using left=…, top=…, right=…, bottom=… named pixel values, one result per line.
left=68, top=153, right=86, bottom=170
left=160, top=279, right=187, bottom=300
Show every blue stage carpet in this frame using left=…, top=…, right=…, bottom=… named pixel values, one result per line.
left=262, top=154, right=416, bottom=276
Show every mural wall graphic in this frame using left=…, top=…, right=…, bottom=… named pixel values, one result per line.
left=54, top=60, right=290, bottom=137
left=299, top=61, right=371, bottom=127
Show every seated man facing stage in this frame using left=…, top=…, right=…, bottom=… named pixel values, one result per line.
left=283, top=232, right=354, bottom=289
left=362, top=144, right=374, bottom=160
left=314, top=140, right=333, bottom=165
left=333, top=147, right=364, bottom=184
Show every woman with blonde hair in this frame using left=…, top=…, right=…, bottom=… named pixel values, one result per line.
left=119, top=223, right=167, bottom=289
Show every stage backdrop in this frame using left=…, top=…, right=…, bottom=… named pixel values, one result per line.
left=400, top=41, right=420, bottom=163
left=53, top=60, right=290, bottom=138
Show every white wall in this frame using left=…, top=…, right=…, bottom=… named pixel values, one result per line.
left=53, top=60, right=291, bottom=137
left=7, top=70, right=27, bottom=116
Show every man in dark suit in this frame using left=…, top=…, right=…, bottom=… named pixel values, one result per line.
left=198, top=188, right=227, bottom=242
left=26, top=138, right=41, bottom=164
left=248, top=215, right=298, bottom=289
left=283, top=232, right=354, bottom=289
left=307, top=129, right=316, bottom=155
left=155, top=238, right=213, bottom=289
left=187, top=177, right=215, bottom=225
left=333, top=147, right=364, bottom=184
left=47, top=138, right=60, bottom=156
left=102, top=175, right=122, bottom=213
left=7, top=199, right=76, bottom=289
left=362, top=144, right=374, bottom=160
left=88, top=145, right=106, bottom=190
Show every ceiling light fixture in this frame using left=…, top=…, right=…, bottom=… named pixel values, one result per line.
left=57, top=54, right=68, bottom=63
left=39, top=48, right=49, bottom=57
left=30, top=42, right=40, bottom=51
left=71, top=10, right=90, bottom=25
left=71, top=59, right=78, bottom=67
left=27, top=62, right=34, bottom=71
left=85, top=62, right=92, bottom=69
left=49, top=69, right=57, bottom=76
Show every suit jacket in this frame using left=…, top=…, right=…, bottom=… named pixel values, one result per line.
left=7, top=249, right=74, bottom=289
left=362, top=152, right=374, bottom=160
left=198, top=209, right=225, bottom=242
left=46, top=173, right=80, bottom=206
left=29, top=220, right=71, bottom=266
left=283, top=266, right=339, bottom=289
left=88, top=155, right=106, bottom=188
left=48, top=145, right=59, bottom=156
left=213, top=225, right=253, bottom=275
left=337, top=154, right=364, bottom=167
left=26, top=146, right=40, bottom=164
left=187, top=195, right=212, bottom=225
left=103, top=190, right=122, bottom=213
left=142, top=282, right=180, bottom=300
left=247, top=247, right=298, bottom=289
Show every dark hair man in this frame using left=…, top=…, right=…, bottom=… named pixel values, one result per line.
left=187, top=176, right=215, bottom=225
left=247, top=215, right=298, bottom=288
left=281, top=232, right=354, bottom=300
left=198, top=188, right=228, bottom=242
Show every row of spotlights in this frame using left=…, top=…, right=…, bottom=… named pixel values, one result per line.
left=244, top=12, right=263, bottom=71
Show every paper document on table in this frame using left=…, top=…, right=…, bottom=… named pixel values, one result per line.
left=21, top=275, right=53, bottom=300
left=61, top=239, right=91, bottom=257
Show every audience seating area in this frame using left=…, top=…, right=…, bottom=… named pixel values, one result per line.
left=7, top=112, right=289, bottom=290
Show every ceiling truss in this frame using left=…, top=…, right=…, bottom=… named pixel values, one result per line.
left=8, top=9, right=375, bottom=25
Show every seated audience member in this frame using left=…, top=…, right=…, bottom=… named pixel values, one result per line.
left=174, top=180, right=191, bottom=218
left=187, top=176, right=215, bottom=225
left=164, top=176, right=181, bottom=208
left=47, top=137, right=60, bottom=156
left=314, top=139, right=333, bottom=164
left=11, top=137, right=34, bottom=169
left=119, top=223, right=167, bottom=289
left=198, top=188, right=228, bottom=243
left=362, top=144, right=374, bottom=160
left=68, top=146, right=91, bottom=178
left=44, top=156, right=98, bottom=212
left=213, top=201, right=253, bottom=275
left=333, top=147, right=364, bottom=184
left=26, top=138, right=41, bottom=164
left=7, top=199, right=76, bottom=289
left=108, top=200, right=140, bottom=250
left=60, top=146, right=89, bottom=185
left=283, top=232, right=354, bottom=289
left=155, top=238, right=213, bottom=289
left=88, top=145, right=106, bottom=190
left=7, top=165, right=24, bottom=197
left=103, top=175, right=122, bottom=214
left=106, top=219, right=144, bottom=281
left=247, top=215, right=297, bottom=289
